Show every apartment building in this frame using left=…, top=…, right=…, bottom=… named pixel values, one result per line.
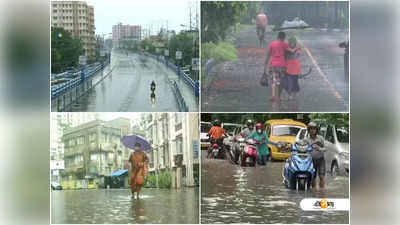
left=61, top=118, right=131, bottom=180
left=144, top=113, right=200, bottom=187
left=51, top=1, right=96, bottom=57
left=112, top=23, right=142, bottom=48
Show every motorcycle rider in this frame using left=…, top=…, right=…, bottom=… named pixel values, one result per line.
left=207, top=119, right=227, bottom=158
left=247, top=123, right=269, bottom=165
left=256, top=11, right=268, bottom=47
left=240, top=119, right=255, bottom=138
left=305, top=121, right=327, bottom=189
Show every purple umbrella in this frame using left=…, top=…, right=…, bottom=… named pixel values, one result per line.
left=121, top=135, right=152, bottom=151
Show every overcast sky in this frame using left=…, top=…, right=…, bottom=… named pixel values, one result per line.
left=85, top=0, right=198, bottom=36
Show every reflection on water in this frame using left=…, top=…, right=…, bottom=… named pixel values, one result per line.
left=51, top=188, right=199, bottom=224
left=201, top=155, right=349, bottom=224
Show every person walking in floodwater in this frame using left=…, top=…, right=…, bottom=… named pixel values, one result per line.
left=264, top=31, right=299, bottom=102
left=283, top=36, right=302, bottom=100
left=128, top=143, right=149, bottom=199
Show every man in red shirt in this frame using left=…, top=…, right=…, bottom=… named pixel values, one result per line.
left=264, top=31, right=298, bottom=102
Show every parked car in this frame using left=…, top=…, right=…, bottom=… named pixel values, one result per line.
left=265, top=119, right=306, bottom=161
left=51, top=182, right=62, bottom=190
left=296, top=124, right=349, bottom=176
left=323, top=124, right=349, bottom=176
left=201, top=122, right=212, bottom=150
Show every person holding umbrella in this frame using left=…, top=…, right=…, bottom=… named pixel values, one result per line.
left=127, top=142, right=149, bottom=199
left=122, top=135, right=152, bottom=199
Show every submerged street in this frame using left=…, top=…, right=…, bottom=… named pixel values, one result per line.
left=201, top=152, right=349, bottom=224
left=51, top=188, right=199, bottom=224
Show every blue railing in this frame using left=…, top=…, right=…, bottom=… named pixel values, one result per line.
left=171, top=80, right=189, bottom=112
left=51, top=59, right=110, bottom=100
left=145, top=53, right=199, bottom=97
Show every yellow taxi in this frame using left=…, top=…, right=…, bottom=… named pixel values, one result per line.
left=265, top=119, right=306, bottom=160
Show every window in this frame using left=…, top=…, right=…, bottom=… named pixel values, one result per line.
left=90, top=153, right=97, bottom=161
left=325, top=126, right=335, bottom=143
left=336, top=127, right=349, bottom=143
left=299, top=129, right=307, bottom=140
left=271, top=125, right=302, bottom=137
left=53, top=16, right=57, bottom=20
left=175, top=113, right=183, bottom=124
left=77, top=136, right=84, bottom=145
left=89, top=133, right=96, bottom=142
left=265, top=124, right=271, bottom=137
left=69, top=138, right=75, bottom=146
left=53, top=10, right=57, bottom=13
left=176, top=135, right=183, bottom=154
left=107, top=153, right=114, bottom=160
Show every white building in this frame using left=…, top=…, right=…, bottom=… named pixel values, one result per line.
left=51, top=1, right=96, bottom=57
left=144, top=113, right=199, bottom=188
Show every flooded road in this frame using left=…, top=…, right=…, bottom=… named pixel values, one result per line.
left=201, top=151, right=349, bottom=224
left=51, top=188, right=199, bottom=224
left=70, top=49, right=198, bottom=112
left=202, top=25, right=349, bottom=112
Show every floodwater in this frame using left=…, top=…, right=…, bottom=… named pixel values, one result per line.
left=51, top=188, right=199, bottom=224
left=201, top=151, right=349, bottom=224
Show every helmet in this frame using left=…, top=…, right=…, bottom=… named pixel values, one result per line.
left=255, top=123, right=263, bottom=130
left=212, top=143, right=219, bottom=149
left=213, top=119, right=221, bottom=126
left=246, top=119, right=254, bottom=128
left=307, top=121, right=318, bottom=131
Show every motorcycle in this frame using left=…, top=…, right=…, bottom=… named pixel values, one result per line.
left=282, top=140, right=315, bottom=190
left=240, top=138, right=259, bottom=167
left=209, top=137, right=226, bottom=159
left=227, top=136, right=242, bottom=164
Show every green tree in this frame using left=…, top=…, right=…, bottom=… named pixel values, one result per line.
left=168, top=30, right=199, bottom=67
left=51, top=27, right=84, bottom=73
left=201, top=2, right=248, bottom=43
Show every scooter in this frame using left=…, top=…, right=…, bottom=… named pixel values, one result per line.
left=282, top=140, right=315, bottom=190
left=240, top=138, right=258, bottom=167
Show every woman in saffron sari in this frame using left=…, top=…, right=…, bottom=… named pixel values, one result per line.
left=128, top=142, right=149, bottom=199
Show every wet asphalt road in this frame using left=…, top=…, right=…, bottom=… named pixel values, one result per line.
left=202, top=25, right=349, bottom=112
left=51, top=188, right=199, bottom=224
left=201, top=150, right=349, bottom=224
left=70, top=49, right=198, bottom=112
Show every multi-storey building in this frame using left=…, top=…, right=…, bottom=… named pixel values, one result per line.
left=61, top=118, right=131, bottom=181
left=144, top=113, right=199, bottom=188
left=51, top=113, right=98, bottom=182
left=112, top=23, right=142, bottom=48
left=51, top=1, right=96, bottom=57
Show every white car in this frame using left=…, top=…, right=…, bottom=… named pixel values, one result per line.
left=200, top=122, right=212, bottom=150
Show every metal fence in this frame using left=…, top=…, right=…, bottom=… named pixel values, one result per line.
left=170, top=80, right=189, bottom=112
left=51, top=59, right=110, bottom=100
left=145, top=53, right=199, bottom=97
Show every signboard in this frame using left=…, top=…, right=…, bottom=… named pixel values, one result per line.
left=176, top=51, right=182, bottom=60
left=50, top=160, right=65, bottom=170
left=79, top=55, right=87, bottom=65
left=164, top=49, right=169, bottom=56
left=191, top=58, right=199, bottom=71
left=193, top=140, right=199, bottom=159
